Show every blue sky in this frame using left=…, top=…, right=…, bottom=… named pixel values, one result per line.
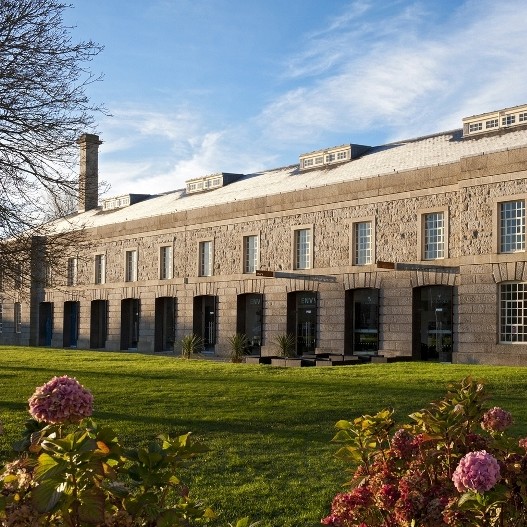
left=65, top=0, right=527, bottom=197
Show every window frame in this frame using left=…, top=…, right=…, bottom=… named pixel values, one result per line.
left=351, top=217, right=375, bottom=266
left=496, top=198, right=526, bottom=254
left=94, top=253, right=106, bottom=285
left=418, top=207, right=448, bottom=261
left=14, top=302, right=21, bottom=334
left=67, top=257, right=78, bottom=286
left=242, top=234, right=259, bottom=274
left=198, top=239, right=213, bottom=277
left=292, top=225, right=313, bottom=270
left=159, top=245, right=173, bottom=280
left=125, top=249, right=138, bottom=282
left=499, top=282, right=527, bottom=343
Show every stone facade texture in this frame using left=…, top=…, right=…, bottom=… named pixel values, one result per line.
left=4, top=107, right=527, bottom=365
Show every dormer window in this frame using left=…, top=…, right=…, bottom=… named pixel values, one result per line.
left=463, top=104, right=527, bottom=137
left=299, top=143, right=369, bottom=171
left=185, top=172, right=243, bottom=194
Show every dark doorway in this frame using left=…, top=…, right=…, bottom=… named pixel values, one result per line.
left=90, top=300, right=108, bottom=349
left=287, top=291, right=317, bottom=355
left=236, top=293, right=263, bottom=354
left=344, top=288, right=379, bottom=356
left=193, top=295, right=216, bottom=353
left=39, top=302, right=53, bottom=346
left=155, top=297, right=176, bottom=352
left=121, top=298, right=140, bottom=350
left=413, top=285, right=453, bottom=361
left=63, top=301, right=79, bottom=348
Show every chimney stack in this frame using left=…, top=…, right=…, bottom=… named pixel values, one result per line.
left=77, top=133, right=102, bottom=213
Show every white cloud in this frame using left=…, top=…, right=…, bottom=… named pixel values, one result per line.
left=259, top=0, right=527, bottom=147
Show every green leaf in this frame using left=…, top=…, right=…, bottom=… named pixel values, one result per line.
left=78, top=487, right=106, bottom=524
left=34, top=452, right=67, bottom=481
left=31, top=478, right=65, bottom=513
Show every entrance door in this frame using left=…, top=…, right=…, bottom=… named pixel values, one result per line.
left=193, top=295, right=216, bottom=352
left=287, top=291, right=316, bottom=355
left=236, top=293, right=263, bottom=354
left=63, top=301, right=79, bottom=348
left=155, top=297, right=176, bottom=352
left=39, top=302, right=53, bottom=346
left=344, top=288, right=379, bottom=356
left=121, top=298, right=140, bottom=350
left=413, top=285, right=453, bottom=361
left=90, top=300, right=108, bottom=349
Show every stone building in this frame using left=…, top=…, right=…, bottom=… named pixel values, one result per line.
left=2, top=103, right=527, bottom=365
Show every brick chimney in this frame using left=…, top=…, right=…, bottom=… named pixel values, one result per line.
left=77, top=133, right=102, bottom=213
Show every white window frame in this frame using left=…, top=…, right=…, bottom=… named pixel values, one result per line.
left=502, top=115, right=516, bottom=126
left=423, top=211, right=445, bottom=260
left=160, top=245, right=173, bottom=280
left=243, top=234, right=259, bottom=274
left=67, top=257, right=78, bottom=286
left=418, top=207, right=448, bottom=261
left=293, top=226, right=312, bottom=270
left=499, top=200, right=525, bottom=254
left=125, top=249, right=138, bottom=282
left=94, top=254, right=106, bottom=285
left=14, top=302, right=21, bottom=334
left=469, top=122, right=482, bottom=132
left=351, top=219, right=374, bottom=266
left=198, top=240, right=213, bottom=277
left=486, top=119, right=498, bottom=129
left=499, top=282, right=527, bottom=343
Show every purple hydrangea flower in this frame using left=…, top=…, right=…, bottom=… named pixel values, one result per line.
left=452, top=450, right=501, bottom=493
left=28, top=375, right=93, bottom=424
left=481, top=407, right=512, bottom=432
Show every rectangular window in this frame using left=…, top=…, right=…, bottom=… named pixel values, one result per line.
left=423, top=212, right=445, bottom=260
left=325, top=153, right=335, bottom=163
left=520, top=113, right=527, bottom=123
left=67, top=257, right=77, bottom=286
left=14, top=263, right=22, bottom=289
left=294, top=228, right=311, bottom=269
left=502, top=115, right=516, bottom=126
left=243, top=235, right=259, bottom=273
left=303, top=158, right=313, bottom=168
left=337, top=151, right=348, bottom=160
left=94, top=254, right=106, bottom=284
left=486, top=119, right=498, bottom=129
left=500, top=200, right=525, bottom=253
left=354, top=221, right=372, bottom=265
left=469, top=122, right=482, bottom=132
left=160, top=246, right=173, bottom=280
left=14, top=302, right=21, bottom=334
left=199, top=241, right=212, bottom=276
left=500, top=282, right=527, bottom=342
left=125, top=250, right=138, bottom=282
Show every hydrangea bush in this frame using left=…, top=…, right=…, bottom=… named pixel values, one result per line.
left=322, top=377, right=527, bottom=527
left=0, top=376, right=216, bottom=526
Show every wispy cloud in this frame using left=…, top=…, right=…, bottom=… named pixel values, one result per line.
left=259, top=0, right=527, bottom=146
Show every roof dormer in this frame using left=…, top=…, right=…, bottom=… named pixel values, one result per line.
left=185, top=172, right=244, bottom=194
left=463, top=103, right=527, bottom=137
left=299, top=144, right=370, bottom=171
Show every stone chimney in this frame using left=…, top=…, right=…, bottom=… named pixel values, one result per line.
left=77, top=133, right=102, bottom=213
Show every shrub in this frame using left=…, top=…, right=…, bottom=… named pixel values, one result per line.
left=322, top=377, right=527, bottom=526
left=180, top=334, right=204, bottom=359
left=274, top=334, right=296, bottom=357
left=227, top=333, right=250, bottom=363
left=0, top=376, right=215, bottom=526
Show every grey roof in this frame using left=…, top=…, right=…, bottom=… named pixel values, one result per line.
left=54, top=127, right=527, bottom=231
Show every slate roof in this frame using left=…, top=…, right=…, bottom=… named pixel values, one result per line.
left=53, top=126, right=527, bottom=231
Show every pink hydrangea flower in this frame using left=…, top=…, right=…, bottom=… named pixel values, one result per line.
left=481, top=407, right=512, bottom=432
left=519, top=438, right=527, bottom=450
left=28, top=375, right=93, bottom=424
left=452, top=450, right=501, bottom=493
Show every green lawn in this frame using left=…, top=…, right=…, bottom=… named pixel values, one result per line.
left=1, top=347, right=527, bottom=526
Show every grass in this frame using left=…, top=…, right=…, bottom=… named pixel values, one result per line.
left=1, top=346, right=527, bottom=526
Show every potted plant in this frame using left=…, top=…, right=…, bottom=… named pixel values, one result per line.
left=180, top=333, right=203, bottom=359
left=227, top=333, right=249, bottom=363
